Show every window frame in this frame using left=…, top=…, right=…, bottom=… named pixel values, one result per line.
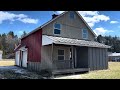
left=69, top=11, right=75, bottom=19
left=53, top=23, right=61, bottom=35
left=82, top=28, right=88, bottom=39
left=58, top=49, right=65, bottom=60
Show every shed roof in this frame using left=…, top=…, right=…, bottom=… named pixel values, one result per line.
left=108, top=53, right=120, bottom=57
left=42, top=35, right=110, bottom=48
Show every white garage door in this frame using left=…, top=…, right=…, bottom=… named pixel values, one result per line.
left=22, top=50, right=28, bottom=67
left=15, top=51, right=20, bottom=66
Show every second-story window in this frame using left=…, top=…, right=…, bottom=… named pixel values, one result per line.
left=70, top=12, right=75, bottom=19
left=54, top=23, right=61, bottom=35
left=82, top=28, right=88, bottom=39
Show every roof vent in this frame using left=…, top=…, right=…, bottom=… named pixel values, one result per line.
left=52, top=14, right=58, bottom=19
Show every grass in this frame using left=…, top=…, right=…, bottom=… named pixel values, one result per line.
left=55, top=62, right=120, bottom=79
left=0, top=59, right=15, bottom=66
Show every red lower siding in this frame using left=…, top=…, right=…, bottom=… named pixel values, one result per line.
left=21, top=29, right=42, bottom=62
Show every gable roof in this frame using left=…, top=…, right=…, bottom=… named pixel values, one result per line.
left=21, top=11, right=97, bottom=39
left=42, top=35, right=110, bottom=48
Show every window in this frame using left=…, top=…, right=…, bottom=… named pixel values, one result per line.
left=70, top=12, right=75, bottom=19
left=58, top=49, right=64, bottom=60
left=82, top=29, right=88, bottom=39
left=54, top=23, right=61, bottom=35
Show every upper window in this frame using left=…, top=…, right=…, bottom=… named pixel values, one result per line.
left=70, top=12, right=75, bottom=19
left=58, top=49, right=64, bottom=60
left=54, top=23, right=61, bottom=35
left=82, top=29, right=88, bottom=39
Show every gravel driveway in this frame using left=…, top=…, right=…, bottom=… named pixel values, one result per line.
left=0, top=66, right=44, bottom=79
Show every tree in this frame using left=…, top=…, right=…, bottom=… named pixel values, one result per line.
left=21, top=31, right=27, bottom=38
left=97, top=35, right=104, bottom=43
left=8, top=31, right=14, bottom=38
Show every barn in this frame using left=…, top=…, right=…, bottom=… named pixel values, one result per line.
left=14, top=11, right=110, bottom=74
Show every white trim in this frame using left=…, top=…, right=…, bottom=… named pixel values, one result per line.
left=19, top=46, right=27, bottom=51
left=82, top=28, right=88, bottom=39
left=58, top=49, right=65, bottom=60
left=53, top=23, right=62, bottom=35
left=42, top=35, right=53, bottom=46
left=22, top=49, right=28, bottom=67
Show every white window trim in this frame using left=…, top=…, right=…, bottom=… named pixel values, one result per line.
left=58, top=49, right=65, bottom=60
left=82, top=28, right=88, bottom=39
left=53, top=23, right=62, bottom=35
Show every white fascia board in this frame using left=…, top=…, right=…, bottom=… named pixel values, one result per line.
left=42, top=35, right=53, bottom=46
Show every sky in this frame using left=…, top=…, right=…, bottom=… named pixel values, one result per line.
left=0, top=11, right=120, bottom=37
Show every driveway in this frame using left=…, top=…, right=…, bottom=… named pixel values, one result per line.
left=0, top=66, right=44, bottom=79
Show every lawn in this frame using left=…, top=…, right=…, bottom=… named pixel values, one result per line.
left=55, top=62, right=120, bottom=79
left=0, top=59, right=15, bottom=66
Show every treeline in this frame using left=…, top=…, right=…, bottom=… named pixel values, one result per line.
left=97, top=35, right=120, bottom=53
left=0, top=31, right=27, bottom=59
left=0, top=31, right=120, bottom=58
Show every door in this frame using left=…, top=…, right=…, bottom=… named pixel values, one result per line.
left=22, top=50, right=28, bottom=67
left=15, top=51, right=20, bottom=66
left=76, top=47, right=88, bottom=68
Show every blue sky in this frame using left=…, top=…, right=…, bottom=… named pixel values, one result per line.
left=0, top=11, right=120, bottom=37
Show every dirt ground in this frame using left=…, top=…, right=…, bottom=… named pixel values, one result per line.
left=0, top=60, right=49, bottom=79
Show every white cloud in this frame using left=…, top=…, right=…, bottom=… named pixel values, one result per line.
left=110, top=21, right=119, bottom=24
left=78, top=11, right=98, bottom=16
left=79, top=11, right=110, bottom=27
left=18, top=18, right=38, bottom=24
left=56, top=11, right=110, bottom=28
left=0, top=11, right=38, bottom=24
left=93, top=27, right=114, bottom=36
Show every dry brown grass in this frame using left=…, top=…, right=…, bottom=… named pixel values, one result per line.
left=55, top=62, right=120, bottom=79
left=0, top=59, right=15, bottom=66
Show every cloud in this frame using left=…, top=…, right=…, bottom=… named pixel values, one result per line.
left=56, top=11, right=110, bottom=28
left=110, top=21, right=119, bottom=24
left=18, top=18, right=38, bottom=24
left=79, top=11, right=110, bottom=27
left=93, top=27, right=114, bottom=36
left=0, top=11, right=38, bottom=24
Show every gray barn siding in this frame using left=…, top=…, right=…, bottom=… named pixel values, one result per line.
left=99, top=48, right=102, bottom=69
left=27, top=45, right=108, bottom=72
left=101, top=49, right=103, bottom=69
left=88, top=48, right=93, bottom=70
left=96, top=48, right=98, bottom=70
left=93, top=48, right=96, bottom=70
left=102, top=49, right=105, bottom=69
left=88, top=47, right=108, bottom=71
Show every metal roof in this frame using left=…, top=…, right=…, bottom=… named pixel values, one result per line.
left=108, top=53, right=120, bottom=56
left=45, top=35, right=110, bottom=48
